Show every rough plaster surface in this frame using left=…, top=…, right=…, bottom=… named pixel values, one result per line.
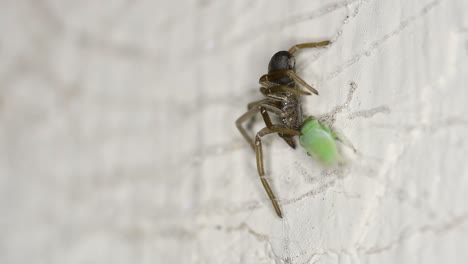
left=1, top=0, right=468, bottom=263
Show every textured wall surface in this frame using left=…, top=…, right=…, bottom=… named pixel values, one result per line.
left=2, top=0, right=468, bottom=263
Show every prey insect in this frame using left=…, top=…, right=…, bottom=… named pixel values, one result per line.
left=236, top=40, right=336, bottom=218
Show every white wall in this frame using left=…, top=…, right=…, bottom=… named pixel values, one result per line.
left=1, top=0, right=468, bottom=263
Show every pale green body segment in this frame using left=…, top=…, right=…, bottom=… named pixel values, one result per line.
left=299, top=117, right=339, bottom=166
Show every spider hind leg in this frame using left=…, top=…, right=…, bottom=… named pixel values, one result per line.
left=255, top=125, right=300, bottom=217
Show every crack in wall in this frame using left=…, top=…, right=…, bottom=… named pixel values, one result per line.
left=348, top=105, right=391, bottom=120
left=321, top=0, right=441, bottom=83
left=362, top=211, right=468, bottom=255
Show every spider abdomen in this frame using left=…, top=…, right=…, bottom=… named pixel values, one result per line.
left=278, top=93, right=302, bottom=129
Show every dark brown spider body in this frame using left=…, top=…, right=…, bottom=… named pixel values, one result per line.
left=278, top=93, right=303, bottom=147
left=268, top=51, right=296, bottom=84
left=262, top=50, right=305, bottom=148
left=235, top=40, right=331, bottom=218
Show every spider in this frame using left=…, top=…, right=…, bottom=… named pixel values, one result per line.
left=236, top=40, right=332, bottom=218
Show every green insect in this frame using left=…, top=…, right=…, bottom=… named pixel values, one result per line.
left=299, top=116, right=340, bottom=166
left=236, top=40, right=346, bottom=217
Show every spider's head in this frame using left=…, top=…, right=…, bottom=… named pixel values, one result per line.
left=268, top=51, right=296, bottom=73
left=267, top=51, right=296, bottom=85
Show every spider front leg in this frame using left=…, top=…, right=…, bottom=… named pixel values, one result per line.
left=255, top=125, right=301, bottom=218
left=288, top=40, right=331, bottom=55
left=259, top=70, right=319, bottom=95
left=260, top=86, right=311, bottom=97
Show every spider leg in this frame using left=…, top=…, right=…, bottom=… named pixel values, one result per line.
left=238, top=103, right=301, bottom=217
left=259, top=107, right=273, bottom=127
left=288, top=40, right=331, bottom=55
left=259, top=82, right=315, bottom=96
left=252, top=103, right=298, bottom=148
left=245, top=99, right=270, bottom=130
left=236, top=107, right=260, bottom=151
left=260, top=86, right=311, bottom=97
left=255, top=125, right=301, bottom=218
left=259, top=104, right=283, bottom=118
left=247, top=99, right=269, bottom=110
left=257, top=105, right=296, bottom=149
left=259, top=70, right=319, bottom=95
left=236, top=100, right=279, bottom=150
left=262, top=91, right=288, bottom=102
left=268, top=85, right=311, bottom=96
